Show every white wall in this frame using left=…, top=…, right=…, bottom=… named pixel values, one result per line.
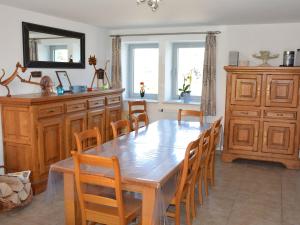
left=0, top=4, right=109, bottom=165
left=110, top=22, right=300, bottom=124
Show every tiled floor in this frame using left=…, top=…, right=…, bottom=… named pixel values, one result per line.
left=1, top=154, right=300, bottom=225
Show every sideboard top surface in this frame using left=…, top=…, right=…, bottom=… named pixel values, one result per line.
left=0, top=88, right=125, bottom=105
left=224, top=66, right=300, bottom=73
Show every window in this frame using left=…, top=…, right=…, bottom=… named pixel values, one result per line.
left=50, top=45, right=69, bottom=62
left=127, top=43, right=159, bottom=99
left=172, top=42, right=205, bottom=101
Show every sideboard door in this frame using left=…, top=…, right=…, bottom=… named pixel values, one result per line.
left=262, top=122, right=295, bottom=155
left=265, top=75, right=299, bottom=108
left=228, top=119, right=260, bottom=152
left=37, top=117, right=64, bottom=176
left=230, top=74, right=262, bottom=106
left=105, top=105, right=122, bottom=141
left=65, top=112, right=87, bottom=157
left=88, top=108, right=106, bottom=143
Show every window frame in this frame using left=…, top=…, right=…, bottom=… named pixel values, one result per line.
left=171, top=42, right=205, bottom=102
left=127, top=43, right=159, bottom=100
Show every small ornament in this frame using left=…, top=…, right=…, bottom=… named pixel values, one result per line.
left=140, top=82, right=145, bottom=98
left=88, top=55, right=111, bottom=90
left=252, top=51, right=279, bottom=67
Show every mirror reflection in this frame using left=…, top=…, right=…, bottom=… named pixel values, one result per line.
left=29, top=31, right=81, bottom=63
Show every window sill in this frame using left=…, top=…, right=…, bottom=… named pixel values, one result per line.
left=123, top=98, right=159, bottom=103
left=163, top=100, right=200, bottom=105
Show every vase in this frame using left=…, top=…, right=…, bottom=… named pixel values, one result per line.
left=140, top=90, right=145, bottom=98
left=181, top=92, right=191, bottom=103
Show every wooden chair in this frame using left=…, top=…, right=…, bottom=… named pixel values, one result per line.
left=191, top=129, right=211, bottom=217
left=128, top=100, right=147, bottom=130
left=204, top=117, right=223, bottom=196
left=111, top=120, right=131, bottom=139
left=132, top=112, right=149, bottom=131
left=177, top=109, right=204, bottom=124
left=74, top=127, right=102, bottom=153
left=128, top=100, right=147, bottom=117
left=166, top=136, right=202, bottom=225
left=71, top=152, right=141, bottom=225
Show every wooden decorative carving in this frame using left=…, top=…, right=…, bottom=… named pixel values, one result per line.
left=88, top=55, right=112, bottom=89
left=0, top=62, right=53, bottom=97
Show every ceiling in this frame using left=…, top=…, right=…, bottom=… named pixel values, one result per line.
left=1, top=0, right=300, bottom=28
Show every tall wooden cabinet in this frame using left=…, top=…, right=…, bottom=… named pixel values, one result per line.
left=223, top=67, right=300, bottom=169
left=0, top=89, right=124, bottom=193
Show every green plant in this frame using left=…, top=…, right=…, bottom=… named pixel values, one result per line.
left=179, top=72, right=192, bottom=98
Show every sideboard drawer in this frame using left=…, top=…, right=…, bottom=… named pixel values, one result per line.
left=264, top=110, right=297, bottom=120
left=38, top=104, right=64, bottom=118
left=65, top=100, right=87, bottom=113
left=107, top=95, right=121, bottom=105
left=231, top=109, right=260, bottom=118
left=88, top=97, right=105, bottom=109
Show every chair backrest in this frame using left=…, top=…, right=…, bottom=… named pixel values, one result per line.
left=132, top=112, right=149, bottom=131
left=177, top=109, right=204, bottom=124
left=74, top=127, right=102, bottom=153
left=208, top=117, right=223, bottom=158
left=175, top=136, right=201, bottom=203
left=111, top=120, right=131, bottom=139
left=72, top=152, right=126, bottom=225
left=128, top=100, right=147, bottom=116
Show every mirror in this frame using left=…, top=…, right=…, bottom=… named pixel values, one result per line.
left=22, top=22, right=85, bottom=68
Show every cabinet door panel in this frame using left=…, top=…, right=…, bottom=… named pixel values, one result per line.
left=228, top=119, right=259, bottom=152
left=265, top=75, right=299, bottom=107
left=231, top=74, right=262, bottom=106
left=4, top=143, right=31, bottom=173
left=88, top=109, right=106, bottom=143
left=262, top=122, right=295, bottom=155
left=106, top=105, right=122, bottom=141
left=65, top=112, right=87, bottom=157
left=37, top=117, right=64, bottom=176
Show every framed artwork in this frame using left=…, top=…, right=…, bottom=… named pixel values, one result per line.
left=56, top=71, right=72, bottom=91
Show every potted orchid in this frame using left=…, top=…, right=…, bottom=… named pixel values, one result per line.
left=179, top=73, right=192, bottom=103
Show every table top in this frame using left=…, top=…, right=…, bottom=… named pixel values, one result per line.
left=51, top=120, right=211, bottom=188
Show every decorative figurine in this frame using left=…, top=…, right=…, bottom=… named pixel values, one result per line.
left=140, top=82, right=145, bottom=98
left=88, top=55, right=112, bottom=90
left=252, top=51, right=279, bottom=66
left=40, top=76, right=54, bottom=94
left=0, top=62, right=54, bottom=97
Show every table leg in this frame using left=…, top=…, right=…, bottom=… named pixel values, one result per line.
left=142, top=186, right=157, bottom=225
left=64, top=173, right=80, bottom=225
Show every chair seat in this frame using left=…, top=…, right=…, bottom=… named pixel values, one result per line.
left=86, top=194, right=142, bottom=225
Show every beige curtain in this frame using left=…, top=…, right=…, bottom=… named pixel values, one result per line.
left=111, top=36, right=122, bottom=88
left=201, top=33, right=216, bottom=116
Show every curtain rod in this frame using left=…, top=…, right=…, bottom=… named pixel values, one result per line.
left=109, top=31, right=221, bottom=37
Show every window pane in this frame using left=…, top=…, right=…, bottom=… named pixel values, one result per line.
left=54, top=49, right=69, bottom=62
left=177, top=47, right=205, bottom=96
left=133, top=48, right=159, bottom=95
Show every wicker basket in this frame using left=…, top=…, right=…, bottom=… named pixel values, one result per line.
left=0, top=189, right=33, bottom=212
left=0, top=166, right=33, bottom=212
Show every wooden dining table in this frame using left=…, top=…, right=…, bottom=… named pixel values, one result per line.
left=50, top=119, right=211, bottom=225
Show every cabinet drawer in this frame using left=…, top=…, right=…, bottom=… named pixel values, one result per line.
left=38, top=104, right=64, bottom=118
left=107, top=95, right=121, bottom=105
left=65, top=100, right=87, bottom=113
left=264, top=110, right=297, bottom=120
left=88, top=97, right=105, bottom=109
left=231, top=110, right=260, bottom=118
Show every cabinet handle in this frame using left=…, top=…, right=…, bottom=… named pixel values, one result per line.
left=240, top=111, right=249, bottom=115
left=276, top=113, right=284, bottom=117
left=48, top=110, right=55, bottom=113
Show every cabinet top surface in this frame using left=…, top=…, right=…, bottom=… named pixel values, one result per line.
left=224, top=66, right=300, bottom=73
left=0, top=88, right=125, bottom=105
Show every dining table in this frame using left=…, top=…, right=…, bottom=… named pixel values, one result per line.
left=49, top=119, right=211, bottom=225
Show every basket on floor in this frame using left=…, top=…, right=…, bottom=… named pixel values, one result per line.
left=0, top=166, right=33, bottom=212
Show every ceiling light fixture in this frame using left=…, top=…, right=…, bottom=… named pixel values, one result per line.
left=137, top=0, right=161, bottom=11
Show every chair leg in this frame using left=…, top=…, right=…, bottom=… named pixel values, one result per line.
left=191, top=182, right=196, bottom=218
left=185, top=189, right=192, bottom=225
left=175, top=204, right=181, bottom=225
left=204, top=167, right=209, bottom=197
left=210, top=155, right=215, bottom=186
left=198, top=172, right=203, bottom=204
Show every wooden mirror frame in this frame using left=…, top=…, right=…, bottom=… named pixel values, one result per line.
left=22, top=22, right=85, bottom=68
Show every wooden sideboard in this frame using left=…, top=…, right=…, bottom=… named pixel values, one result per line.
left=0, top=89, right=124, bottom=193
left=222, top=67, right=300, bottom=169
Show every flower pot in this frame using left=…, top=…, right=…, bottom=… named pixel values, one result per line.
left=181, top=92, right=191, bottom=103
